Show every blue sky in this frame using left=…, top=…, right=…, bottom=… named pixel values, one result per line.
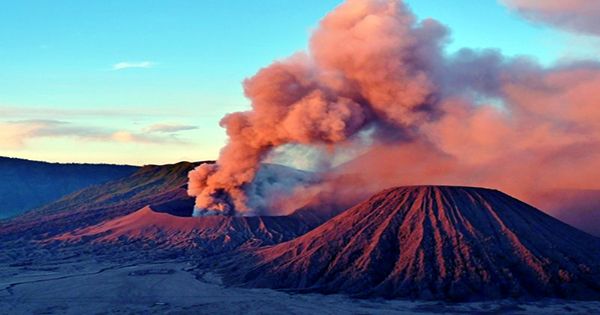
left=0, top=0, right=597, bottom=165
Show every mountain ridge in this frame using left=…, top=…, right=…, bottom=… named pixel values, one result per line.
left=0, top=161, right=209, bottom=240
left=0, top=156, right=138, bottom=219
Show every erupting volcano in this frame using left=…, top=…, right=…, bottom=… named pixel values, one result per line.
left=4, top=0, right=600, bottom=312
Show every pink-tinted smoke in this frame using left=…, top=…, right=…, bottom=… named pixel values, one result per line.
left=189, top=0, right=446, bottom=215
left=189, top=0, right=600, bottom=218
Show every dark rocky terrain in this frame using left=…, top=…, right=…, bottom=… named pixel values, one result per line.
left=222, top=186, right=600, bottom=301
left=0, top=156, right=137, bottom=219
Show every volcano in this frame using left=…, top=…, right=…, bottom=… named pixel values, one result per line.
left=222, top=186, right=600, bottom=301
left=51, top=205, right=320, bottom=255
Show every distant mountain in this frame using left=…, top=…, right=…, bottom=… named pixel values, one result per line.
left=0, top=157, right=137, bottom=219
left=0, top=161, right=208, bottom=240
left=223, top=186, right=600, bottom=301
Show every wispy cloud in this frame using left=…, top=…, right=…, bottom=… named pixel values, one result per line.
left=109, top=130, right=166, bottom=143
left=0, top=105, right=195, bottom=119
left=0, top=120, right=62, bottom=149
left=112, top=61, right=155, bottom=71
left=145, top=123, right=198, bottom=133
left=0, top=120, right=183, bottom=149
left=501, top=0, right=600, bottom=36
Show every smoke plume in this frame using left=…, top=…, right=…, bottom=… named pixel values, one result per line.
left=189, top=0, right=600, bottom=217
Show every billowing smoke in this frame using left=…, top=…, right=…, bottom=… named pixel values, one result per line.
left=189, top=0, right=446, bottom=215
left=189, top=0, right=600, bottom=217
left=501, top=0, right=600, bottom=35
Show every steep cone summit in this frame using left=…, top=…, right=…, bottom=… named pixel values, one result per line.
left=224, top=186, right=600, bottom=301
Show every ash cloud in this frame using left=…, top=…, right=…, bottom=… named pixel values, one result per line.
left=189, top=0, right=445, bottom=214
left=189, top=0, right=600, bottom=216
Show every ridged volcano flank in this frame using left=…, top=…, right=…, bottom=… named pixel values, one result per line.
left=225, top=186, right=600, bottom=301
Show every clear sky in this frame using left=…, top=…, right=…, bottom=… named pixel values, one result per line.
left=1, top=0, right=597, bottom=165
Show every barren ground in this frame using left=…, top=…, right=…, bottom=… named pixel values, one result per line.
left=1, top=253, right=599, bottom=315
